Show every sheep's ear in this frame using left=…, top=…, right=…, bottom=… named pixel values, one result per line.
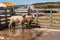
left=22, top=15, right=25, bottom=18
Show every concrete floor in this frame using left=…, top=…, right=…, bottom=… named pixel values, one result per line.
left=0, top=28, right=60, bottom=40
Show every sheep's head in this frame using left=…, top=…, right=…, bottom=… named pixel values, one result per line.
left=25, top=15, right=34, bottom=22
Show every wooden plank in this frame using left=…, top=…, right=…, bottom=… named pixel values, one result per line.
left=0, top=16, right=10, bottom=18
left=0, top=19, right=9, bottom=22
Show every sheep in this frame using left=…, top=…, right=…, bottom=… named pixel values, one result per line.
left=8, top=16, right=25, bottom=29
left=25, top=15, right=34, bottom=22
left=24, top=14, right=35, bottom=28
left=8, top=14, right=35, bottom=29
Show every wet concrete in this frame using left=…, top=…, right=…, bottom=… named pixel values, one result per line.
left=1, top=26, right=60, bottom=40
left=0, top=22, right=42, bottom=40
left=0, top=28, right=44, bottom=40
left=0, top=29, right=27, bottom=40
left=0, top=28, right=43, bottom=40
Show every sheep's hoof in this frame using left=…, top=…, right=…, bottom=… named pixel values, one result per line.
left=9, top=27, right=11, bottom=29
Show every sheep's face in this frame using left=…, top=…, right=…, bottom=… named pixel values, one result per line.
left=25, top=15, right=33, bottom=22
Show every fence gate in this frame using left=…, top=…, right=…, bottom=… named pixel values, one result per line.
left=0, top=7, right=14, bottom=27
left=36, top=9, right=60, bottom=29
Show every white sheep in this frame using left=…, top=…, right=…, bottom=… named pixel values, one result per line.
left=9, top=14, right=35, bottom=28
left=25, top=15, right=34, bottom=22
left=8, top=16, right=25, bottom=29
left=24, top=14, right=35, bottom=27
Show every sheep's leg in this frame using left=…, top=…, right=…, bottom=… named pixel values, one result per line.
left=30, top=20, right=33, bottom=28
left=18, top=18, right=25, bottom=29
left=9, top=21, right=12, bottom=29
left=27, top=21, right=30, bottom=28
left=21, top=22, right=24, bottom=29
left=9, top=23, right=11, bottom=29
left=29, top=22, right=31, bottom=28
left=21, top=20, right=25, bottom=29
left=27, top=21, right=32, bottom=28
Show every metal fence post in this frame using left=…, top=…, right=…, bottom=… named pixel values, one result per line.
left=12, top=7, right=15, bottom=15
left=5, top=8, right=8, bottom=24
left=50, top=9, right=52, bottom=29
left=0, top=14, right=1, bottom=25
left=36, top=9, right=38, bottom=26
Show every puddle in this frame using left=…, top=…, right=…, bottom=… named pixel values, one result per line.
left=0, top=36, right=4, bottom=39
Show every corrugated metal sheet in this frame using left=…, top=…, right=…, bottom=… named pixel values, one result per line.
left=0, top=3, right=7, bottom=7
left=2, top=2, right=14, bottom=7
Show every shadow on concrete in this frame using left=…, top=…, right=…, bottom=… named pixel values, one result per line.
left=0, top=23, right=9, bottom=30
